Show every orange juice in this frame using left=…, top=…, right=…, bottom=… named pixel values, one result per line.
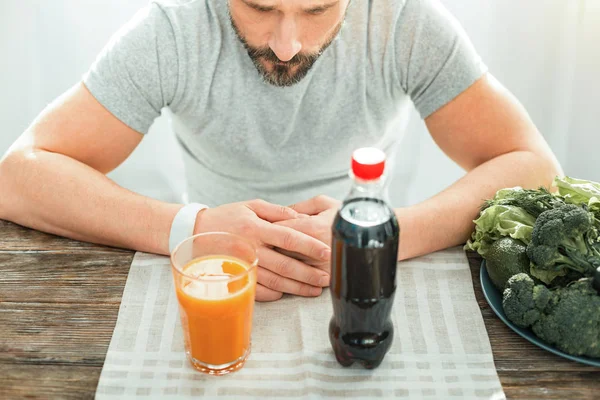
left=174, top=255, right=256, bottom=369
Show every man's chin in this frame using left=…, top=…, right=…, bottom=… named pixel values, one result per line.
left=255, top=63, right=314, bottom=87
left=262, top=72, right=305, bottom=87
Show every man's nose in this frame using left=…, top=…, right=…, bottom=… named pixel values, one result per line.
left=268, top=16, right=302, bottom=62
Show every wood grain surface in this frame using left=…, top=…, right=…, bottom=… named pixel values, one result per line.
left=1, top=219, right=599, bottom=399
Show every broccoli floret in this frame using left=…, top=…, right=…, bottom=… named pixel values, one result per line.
left=482, top=187, right=563, bottom=217
left=526, top=204, right=600, bottom=278
left=502, top=273, right=548, bottom=328
left=502, top=274, right=600, bottom=357
left=503, top=273, right=600, bottom=358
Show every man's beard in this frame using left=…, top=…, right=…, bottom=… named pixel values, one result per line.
left=230, top=16, right=343, bottom=87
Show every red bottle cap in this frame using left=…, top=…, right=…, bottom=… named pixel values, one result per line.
left=351, top=148, right=386, bottom=181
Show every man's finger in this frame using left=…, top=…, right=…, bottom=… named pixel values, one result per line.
left=289, top=195, right=334, bottom=215
left=275, top=217, right=331, bottom=249
left=273, top=247, right=313, bottom=263
left=275, top=217, right=313, bottom=233
left=247, top=199, right=299, bottom=222
left=257, top=266, right=323, bottom=297
left=258, top=221, right=330, bottom=261
left=275, top=248, right=331, bottom=275
left=257, top=247, right=330, bottom=287
left=255, top=284, right=283, bottom=302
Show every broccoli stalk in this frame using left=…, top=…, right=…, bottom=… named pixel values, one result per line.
left=526, top=204, right=600, bottom=278
left=503, top=273, right=600, bottom=358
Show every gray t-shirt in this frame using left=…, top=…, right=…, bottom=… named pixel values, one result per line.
left=84, top=0, right=486, bottom=207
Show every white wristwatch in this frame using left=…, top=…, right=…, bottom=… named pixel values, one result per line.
left=169, top=203, right=209, bottom=253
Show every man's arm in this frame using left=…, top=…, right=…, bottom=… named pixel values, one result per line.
left=278, top=74, right=562, bottom=263
left=0, top=84, right=330, bottom=301
left=395, top=73, right=563, bottom=260
left=0, top=83, right=181, bottom=254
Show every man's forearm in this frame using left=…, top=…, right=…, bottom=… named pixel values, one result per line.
left=394, top=150, right=563, bottom=261
left=0, top=149, right=182, bottom=255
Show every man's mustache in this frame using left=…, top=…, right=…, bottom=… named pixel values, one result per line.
left=246, top=46, right=319, bottom=67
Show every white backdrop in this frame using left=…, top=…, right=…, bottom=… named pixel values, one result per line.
left=1, top=0, right=599, bottom=207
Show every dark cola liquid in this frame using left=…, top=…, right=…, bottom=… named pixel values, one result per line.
left=329, top=197, right=400, bottom=369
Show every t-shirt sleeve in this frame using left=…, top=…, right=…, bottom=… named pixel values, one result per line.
left=395, top=0, right=488, bottom=119
left=82, top=3, right=179, bottom=134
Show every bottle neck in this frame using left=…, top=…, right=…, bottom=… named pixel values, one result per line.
left=347, top=176, right=387, bottom=201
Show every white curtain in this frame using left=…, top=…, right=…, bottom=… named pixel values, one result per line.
left=1, top=0, right=598, bottom=207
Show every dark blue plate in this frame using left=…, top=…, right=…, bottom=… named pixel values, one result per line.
left=480, top=261, right=600, bottom=367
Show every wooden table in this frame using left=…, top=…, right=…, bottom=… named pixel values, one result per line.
left=1, top=220, right=599, bottom=399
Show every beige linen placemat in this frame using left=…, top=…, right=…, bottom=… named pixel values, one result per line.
left=96, top=246, right=505, bottom=399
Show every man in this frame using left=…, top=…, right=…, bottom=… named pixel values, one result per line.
left=0, top=0, right=562, bottom=302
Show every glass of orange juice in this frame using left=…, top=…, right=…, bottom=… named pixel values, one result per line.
left=170, top=232, right=258, bottom=375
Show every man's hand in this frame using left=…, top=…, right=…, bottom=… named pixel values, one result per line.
left=275, top=195, right=341, bottom=277
left=194, top=199, right=331, bottom=302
